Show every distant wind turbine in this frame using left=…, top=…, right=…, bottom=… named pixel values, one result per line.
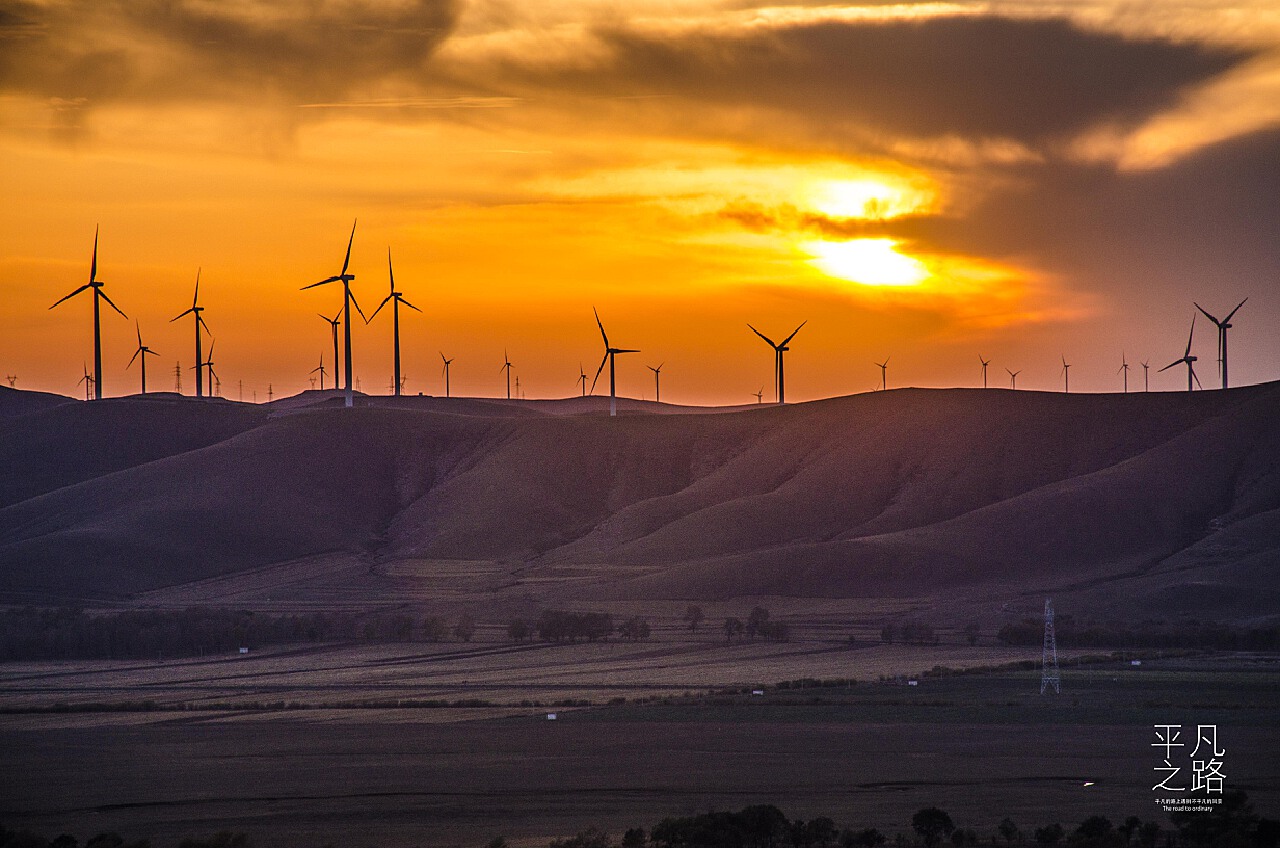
left=876, top=357, right=890, bottom=391
left=5, top=376, right=15, bottom=388
left=979, top=355, right=991, bottom=389
left=647, top=362, right=664, bottom=403
left=1118, top=353, right=1130, bottom=394
left=302, top=220, right=364, bottom=407
left=754, top=387, right=764, bottom=404
left=500, top=350, right=513, bottom=399
left=319, top=310, right=341, bottom=390
left=1141, top=360, right=1150, bottom=392
left=170, top=269, right=210, bottom=398
left=1060, top=356, right=1071, bottom=393
left=77, top=362, right=94, bottom=401
left=311, top=354, right=328, bottom=391
left=747, top=321, right=805, bottom=404
left=1194, top=298, right=1247, bottom=389
left=440, top=352, right=454, bottom=397
left=127, top=320, right=159, bottom=394
left=1159, top=314, right=1201, bottom=393
left=369, top=248, right=422, bottom=397
left=574, top=363, right=588, bottom=397
left=591, top=308, right=639, bottom=417
left=1006, top=368, right=1021, bottom=390
left=193, top=339, right=220, bottom=397
left=51, top=226, right=127, bottom=400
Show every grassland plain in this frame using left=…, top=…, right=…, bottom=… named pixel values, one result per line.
left=1, top=650, right=1276, bottom=848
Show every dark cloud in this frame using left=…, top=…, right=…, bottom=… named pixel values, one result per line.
left=0, top=0, right=460, bottom=107
left=522, top=16, right=1249, bottom=144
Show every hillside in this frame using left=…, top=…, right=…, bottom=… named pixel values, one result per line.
left=0, top=385, right=1277, bottom=621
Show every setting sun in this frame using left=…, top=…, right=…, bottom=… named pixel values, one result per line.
left=804, top=238, right=930, bottom=287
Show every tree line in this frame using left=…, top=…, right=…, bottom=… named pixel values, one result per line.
left=4, top=791, right=1275, bottom=848
left=996, top=615, right=1280, bottom=651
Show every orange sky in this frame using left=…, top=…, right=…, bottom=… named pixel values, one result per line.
left=1, top=0, right=1278, bottom=404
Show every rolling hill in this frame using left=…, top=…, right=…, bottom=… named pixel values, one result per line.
left=1, top=384, right=1277, bottom=622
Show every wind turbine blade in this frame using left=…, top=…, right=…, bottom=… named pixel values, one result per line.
left=50, top=284, right=92, bottom=309
left=387, top=247, right=394, bottom=292
left=1158, top=360, right=1181, bottom=372
left=192, top=269, right=200, bottom=308
left=400, top=297, right=422, bottom=313
left=780, top=320, right=807, bottom=347
left=1223, top=297, right=1248, bottom=323
left=590, top=352, right=608, bottom=393
left=98, top=288, right=128, bottom=318
left=341, top=219, right=357, bottom=276
left=349, top=289, right=368, bottom=323
left=1184, top=313, right=1196, bottom=357
left=1191, top=366, right=1202, bottom=390
left=369, top=294, right=392, bottom=322
left=747, top=323, right=778, bottom=348
left=302, top=276, right=341, bottom=290
left=90, top=225, right=99, bottom=283
left=593, top=306, right=610, bottom=349
left=127, top=348, right=141, bottom=368
left=1193, top=303, right=1221, bottom=325
left=135, top=319, right=143, bottom=347
left=171, top=307, right=195, bottom=322
left=197, top=314, right=211, bottom=333
left=206, top=340, right=215, bottom=359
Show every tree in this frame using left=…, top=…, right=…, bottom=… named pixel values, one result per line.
left=1170, top=790, right=1259, bottom=847
left=619, top=617, right=651, bottom=641
left=1034, top=825, right=1065, bottom=846
left=746, top=607, right=770, bottom=639
left=622, top=829, right=646, bottom=848
left=420, top=616, right=447, bottom=642
left=880, top=623, right=897, bottom=644
left=724, top=617, right=744, bottom=641
left=999, top=819, right=1021, bottom=845
left=1118, top=818, right=1141, bottom=846
left=963, top=623, right=981, bottom=646
left=842, top=829, right=886, bottom=848
left=550, top=829, right=612, bottom=848
left=507, top=618, right=530, bottom=642
left=912, top=808, right=955, bottom=848
left=453, top=614, right=476, bottom=642
left=684, top=605, right=705, bottom=633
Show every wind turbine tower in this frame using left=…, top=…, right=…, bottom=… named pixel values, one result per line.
left=440, top=352, right=454, bottom=398
left=1158, top=314, right=1201, bottom=392
left=747, top=321, right=805, bottom=404
left=170, top=269, right=210, bottom=397
left=1006, top=368, right=1020, bottom=390
left=876, top=357, right=890, bottom=391
left=1141, top=360, right=1150, bottom=392
left=979, top=355, right=990, bottom=389
left=127, top=320, right=159, bottom=394
left=50, top=227, right=128, bottom=400
left=591, top=308, right=639, bottom=417
left=1195, top=298, right=1247, bottom=389
left=1040, top=599, right=1060, bottom=695
left=319, top=310, right=341, bottom=390
left=647, top=363, right=664, bottom=403
left=575, top=363, right=587, bottom=397
left=302, top=220, right=364, bottom=407
left=1118, top=353, right=1130, bottom=393
left=501, top=350, right=513, bottom=399
left=1060, top=356, right=1071, bottom=393
left=370, top=248, right=422, bottom=397
left=311, top=354, right=328, bottom=390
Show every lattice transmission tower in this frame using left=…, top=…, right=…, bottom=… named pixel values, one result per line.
left=1041, top=598, right=1060, bottom=694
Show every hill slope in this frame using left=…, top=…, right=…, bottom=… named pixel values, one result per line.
left=0, top=385, right=1276, bottom=619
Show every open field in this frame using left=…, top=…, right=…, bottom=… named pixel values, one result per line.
left=2, top=652, right=1276, bottom=848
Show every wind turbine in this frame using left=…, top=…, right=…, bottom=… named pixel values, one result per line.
left=170, top=269, right=210, bottom=397
left=302, top=220, right=364, bottom=407
left=647, top=362, right=664, bottom=403
left=591, top=308, right=639, bottom=417
left=5, top=376, right=15, bottom=388
left=50, top=226, right=127, bottom=400
left=369, top=248, right=422, bottom=397
left=574, top=363, right=588, bottom=397
left=440, top=352, right=454, bottom=398
left=876, top=357, right=890, bottom=391
left=127, top=320, right=159, bottom=394
left=1141, top=360, right=1150, bottom=392
left=1060, top=356, right=1071, bottom=393
left=500, top=350, right=513, bottom=399
left=1006, top=368, right=1021, bottom=389
left=1118, top=353, right=1130, bottom=394
left=311, top=354, right=328, bottom=390
left=77, top=362, right=94, bottom=401
left=1194, top=298, right=1247, bottom=389
left=1159, top=314, right=1201, bottom=393
left=319, top=310, right=341, bottom=390
left=979, top=355, right=991, bottom=389
left=193, top=340, right=220, bottom=397
left=747, top=321, right=805, bottom=404
left=754, top=387, right=764, bottom=404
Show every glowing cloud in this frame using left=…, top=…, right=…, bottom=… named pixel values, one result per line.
left=804, top=238, right=929, bottom=287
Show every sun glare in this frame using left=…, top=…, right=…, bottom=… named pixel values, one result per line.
left=806, top=178, right=931, bottom=220
left=804, top=238, right=929, bottom=287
